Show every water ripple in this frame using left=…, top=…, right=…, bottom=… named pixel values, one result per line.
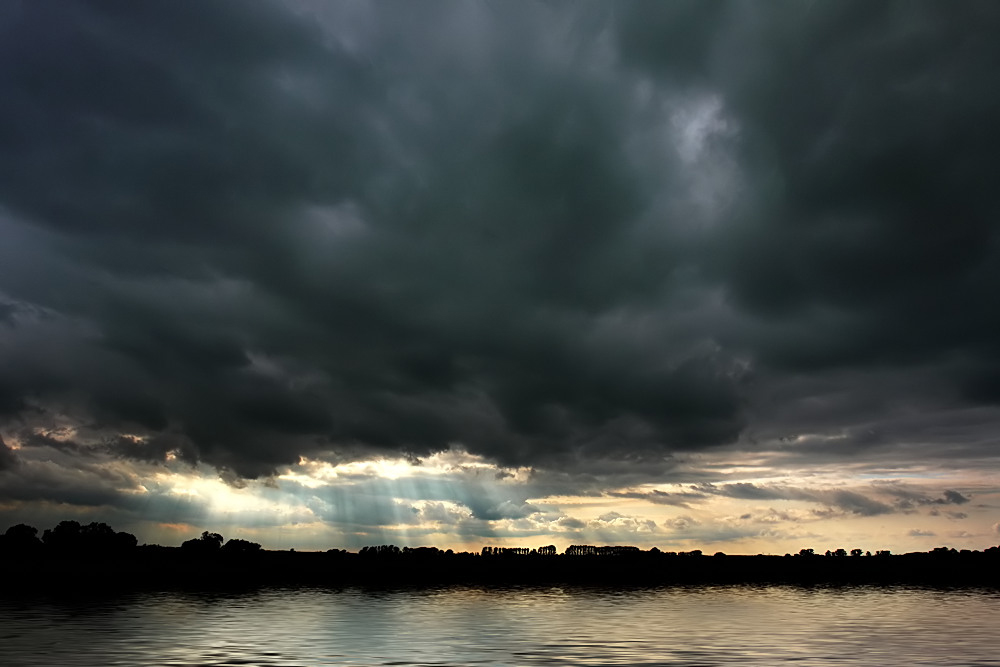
left=1, top=586, right=999, bottom=666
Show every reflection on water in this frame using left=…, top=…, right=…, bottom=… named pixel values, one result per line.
left=2, top=585, right=999, bottom=666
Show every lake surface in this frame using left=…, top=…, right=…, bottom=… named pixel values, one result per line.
left=1, top=585, right=998, bottom=666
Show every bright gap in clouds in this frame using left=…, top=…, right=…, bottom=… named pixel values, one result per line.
left=82, top=445, right=999, bottom=555
left=2, top=427, right=999, bottom=554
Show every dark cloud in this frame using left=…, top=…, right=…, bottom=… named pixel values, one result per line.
left=467, top=500, right=541, bottom=522
left=710, top=483, right=787, bottom=501
left=0, top=0, right=999, bottom=489
left=104, top=433, right=191, bottom=465
left=687, top=481, right=984, bottom=520
left=0, top=455, right=138, bottom=509
left=608, top=489, right=708, bottom=508
left=0, top=433, right=18, bottom=471
left=940, top=490, right=970, bottom=505
left=18, top=431, right=93, bottom=456
left=908, top=529, right=936, bottom=538
left=554, top=517, right=586, bottom=531
left=691, top=482, right=896, bottom=516
left=617, top=1, right=1000, bottom=456
left=874, top=482, right=973, bottom=511
left=826, top=490, right=893, bottom=517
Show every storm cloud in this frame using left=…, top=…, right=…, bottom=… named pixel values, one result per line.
left=1, top=1, right=999, bottom=489
left=0, top=434, right=18, bottom=471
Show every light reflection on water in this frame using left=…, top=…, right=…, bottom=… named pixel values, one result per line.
left=1, top=585, right=999, bottom=666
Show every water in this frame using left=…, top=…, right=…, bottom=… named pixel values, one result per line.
left=1, top=585, right=998, bottom=666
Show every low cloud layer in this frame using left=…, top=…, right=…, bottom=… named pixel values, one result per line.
left=1, top=0, right=1000, bottom=520
left=615, top=480, right=974, bottom=520
left=2, top=431, right=993, bottom=553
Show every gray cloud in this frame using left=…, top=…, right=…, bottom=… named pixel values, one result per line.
left=940, top=490, right=971, bottom=505
left=826, top=490, right=893, bottom=517
left=0, top=433, right=18, bottom=471
left=692, top=482, right=896, bottom=517
left=874, top=482, right=973, bottom=511
left=608, top=489, right=708, bottom=508
left=0, top=0, right=998, bottom=494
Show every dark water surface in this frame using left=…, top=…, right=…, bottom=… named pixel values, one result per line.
left=1, top=585, right=998, bottom=666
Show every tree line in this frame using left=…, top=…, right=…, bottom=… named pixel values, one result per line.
left=4, top=519, right=1000, bottom=564
left=0, top=521, right=262, bottom=557
left=3, top=519, right=1000, bottom=590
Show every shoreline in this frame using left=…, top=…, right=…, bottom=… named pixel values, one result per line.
left=4, top=549, right=999, bottom=593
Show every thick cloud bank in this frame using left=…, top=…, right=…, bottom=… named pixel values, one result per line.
left=1, top=1, right=1000, bottom=482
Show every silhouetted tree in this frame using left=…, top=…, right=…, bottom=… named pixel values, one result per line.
left=4, top=523, right=39, bottom=542
left=566, top=545, right=642, bottom=556
left=1, top=523, right=42, bottom=556
left=42, top=520, right=83, bottom=550
left=221, top=538, right=262, bottom=555
left=39, top=520, right=136, bottom=555
left=405, top=546, right=441, bottom=557
left=81, top=521, right=116, bottom=550
left=931, top=546, right=958, bottom=557
left=115, top=530, right=138, bottom=550
left=360, top=544, right=401, bottom=557
left=182, top=531, right=224, bottom=555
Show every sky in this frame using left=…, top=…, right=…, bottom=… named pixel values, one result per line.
left=1, top=0, right=1000, bottom=554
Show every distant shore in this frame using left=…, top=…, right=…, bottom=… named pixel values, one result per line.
left=4, top=521, right=999, bottom=592
left=4, top=546, right=1000, bottom=592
